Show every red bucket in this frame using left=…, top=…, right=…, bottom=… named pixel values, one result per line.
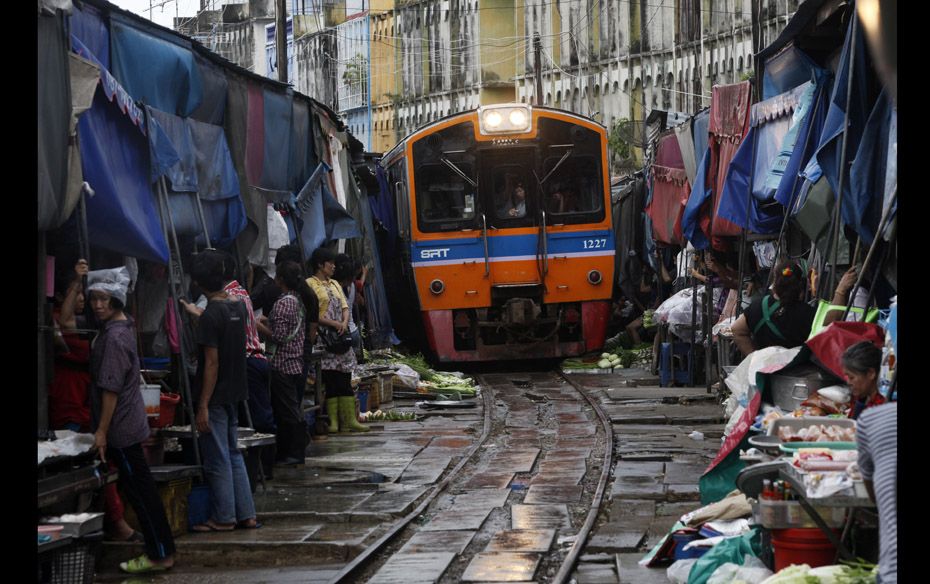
left=149, top=392, right=181, bottom=428
left=771, top=528, right=839, bottom=571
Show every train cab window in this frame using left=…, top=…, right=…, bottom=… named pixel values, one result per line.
left=542, top=155, right=604, bottom=224
left=416, top=162, right=477, bottom=228
left=412, top=122, right=478, bottom=233
left=492, top=167, right=531, bottom=222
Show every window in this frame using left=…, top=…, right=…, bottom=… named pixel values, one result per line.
left=491, top=165, right=530, bottom=220
left=412, top=122, right=478, bottom=232
left=542, top=155, right=602, bottom=219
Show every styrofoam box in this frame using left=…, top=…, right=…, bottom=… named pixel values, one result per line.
left=767, top=416, right=856, bottom=437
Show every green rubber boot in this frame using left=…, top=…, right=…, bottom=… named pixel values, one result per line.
left=338, top=396, right=370, bottom=432
left=326, top=398, right=340, bottom=433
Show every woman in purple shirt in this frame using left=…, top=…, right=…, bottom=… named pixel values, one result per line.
left=87, top=268, right=176, bottom=574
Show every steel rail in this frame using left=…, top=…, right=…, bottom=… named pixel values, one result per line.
left=554, top=372, right=615, bottom=584
left=327, top=381, right=495, bottom=584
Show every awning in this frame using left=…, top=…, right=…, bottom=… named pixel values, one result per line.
left=682, top=147, right=712, bottom=250
left=109, top=14, right=203, bottom=117
left=708, top=81, right=752, bottom=241
left=646, top=132, right=690, bottom=246
left=38, top=9, right=72, bottom=231
left=848, top=90, right=895, bottom=245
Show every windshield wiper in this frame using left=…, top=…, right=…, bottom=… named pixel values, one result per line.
left=441, top=157, right=477, bottom=188
left=538, top=148, right=573, bottom=185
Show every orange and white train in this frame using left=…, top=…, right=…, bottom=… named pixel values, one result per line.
left=380, top=103, right=615, bottom=361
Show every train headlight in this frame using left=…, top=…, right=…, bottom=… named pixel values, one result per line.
left=478, top=104, right=532, bottom=135
left=587, top=270, right=603, bottom=285
left=430, top=279, right=445, bottom=295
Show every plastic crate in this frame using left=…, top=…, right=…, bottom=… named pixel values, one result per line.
left=123, top=478, right=191, bottom=538
left=48, top=535, right=102, bottom=584
left=754, top=499, right=847, bottom=529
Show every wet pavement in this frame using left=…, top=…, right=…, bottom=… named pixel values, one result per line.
left=96, top=369, right=723, bottom=583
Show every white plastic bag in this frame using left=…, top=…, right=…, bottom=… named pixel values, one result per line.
left=392, top=364, right=421, bottom=389
left=707, top=555, right=773, bottom=584
left=666, top=558, right=699, bottom=584
left=724, top=346, right=801, bottom=403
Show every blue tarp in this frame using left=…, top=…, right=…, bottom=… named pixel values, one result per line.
left=682, top=146, right=712, bottom=250
left=291, top=163, right=361, bottom=257
left=109, top=14, right=203, bottom=117
left=189, top=53, right=227, bottom=125
left=373, top=165, right=399, bottom=257
left=773, top=70, right=832, bottom=209
left=69, top=2, right=109, bottom=70
left=288, top=98, right=317, bottom=193
left=146, top=107, right=246, bottom=247
left=848, top=90, right=895, bottom=245
left=260, top=89, right=293, bottom=191
left=762, top=43, right=818, bottom=100
left=717, top=83, right=812, bottom=234
left=80, top=88, right=169, bottom=263
left=806, top=16, right=876, bottom=209
left=691, top=109, right=710, bottom=173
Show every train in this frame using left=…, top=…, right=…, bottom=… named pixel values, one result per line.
left=380, top=103, right=615, bottom=361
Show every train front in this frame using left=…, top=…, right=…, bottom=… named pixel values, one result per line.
left=407, top=104, right=615, bottom=361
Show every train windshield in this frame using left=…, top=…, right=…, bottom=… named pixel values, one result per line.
left=412, top=122, right=478, bottom=233
left=537, top=118, right=605, bottom=225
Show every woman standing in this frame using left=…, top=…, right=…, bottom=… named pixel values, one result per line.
left=263, top=261, right=316, bottom=465
left=86, top=267, right=175, bottom=574
left=307, top=248, right=368, bottom=433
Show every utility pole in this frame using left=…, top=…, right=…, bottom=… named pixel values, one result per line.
left=276, top=0, right=288, bottom=84
left=534, top=33, right=543, bottom=105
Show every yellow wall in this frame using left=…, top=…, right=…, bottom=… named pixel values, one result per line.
left=478, top=0, right=516, bottom=104
left=370, top=4, right=399, bottom=152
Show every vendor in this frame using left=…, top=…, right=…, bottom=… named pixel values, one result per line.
left=842, top=341, right=887, bottom=420
left=730, top=262, right=815, bottom=356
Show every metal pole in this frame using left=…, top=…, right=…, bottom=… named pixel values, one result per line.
left=841, top=187, right=897, bottom=321
left=157, top=177, right=202, bottom=471
left=826, top=14, right=859, bottom=299
left=534, top=33, right=543, bottom=106
left=193, top=194, right=212, bottom=249
left=704, top=253, right=713, bottom=393
left=276, top=0, right=288, bottom=84
left=736, top=125, right=758, bottom=319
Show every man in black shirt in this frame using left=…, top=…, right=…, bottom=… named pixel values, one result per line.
left=190, top=251, right=259, bottom=532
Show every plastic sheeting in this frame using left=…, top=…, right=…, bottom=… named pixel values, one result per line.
left=109, top=15, right=203, bottom=117
left=68, top=2, right=109, bottom=70
left=260, top=88, right=293, bottom=191
left=291, top=162, right=360, bottom=258
left=146, top=106, right=246, bottom=247
left=762, top=42, right=818, bottom=100
left=79, top=87, right=169, bottom=263
left=806, top=16, right=878, bottom=214
left=692, top=109, right=710, bottom=169
left=716, top=83, right=811, bottom=234
left=372, top=165, right=398, bottom=258
left=288, top=98, right=317, bottom=193
left=708, top=81, right=752, bottom=241
left=646, top=133, right=690, bottom=246
left=848, top=90, right=895, bottom=246
left=38, top=9, right=72, bottom=231
left=189, top=53, right=227, bottom=125
left=683, top=147, right=712, bottom=250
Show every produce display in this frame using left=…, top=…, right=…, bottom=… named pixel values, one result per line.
left=760, top=561, right=877, bottom=583
left=360, top=410, right=417, bottom=422
left=368, top=350, right=479, bottom=398
left=777, top=424, right=856, bottom=443
left=561, top=343, right=653, bottom=371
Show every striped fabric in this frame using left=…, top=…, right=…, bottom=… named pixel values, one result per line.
left=857, top=402, right=897, bottom=583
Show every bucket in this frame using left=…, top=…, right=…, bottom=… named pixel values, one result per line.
left=141, top=384, right=162, bottom=418
left=150, top=393, right=181, bottom=428
left=771, top=528, right=839, bottom=571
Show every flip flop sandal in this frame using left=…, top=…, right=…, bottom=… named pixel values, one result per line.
left=191, top=520, right=236, bottom=532
left=237, top=519, right=263, bottom=529
left=119, top=555, right=171, bottom=574
left=126, top=530, right=145, bottom=543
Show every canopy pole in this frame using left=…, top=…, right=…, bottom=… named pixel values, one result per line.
left=78, top=188, right=92, bottom=321
left=736, top=125, right=759, bottom=320
left=841, top=186, right=896, bottom=321
left=194, top=193, right=212, bottom=249
left=826, top=12, right=860, bottom=300
left=157, top=177, right=202, bottom=471
left=766, top=83, right=827, bottom=290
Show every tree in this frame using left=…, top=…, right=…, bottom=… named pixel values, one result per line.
left=608, top=118, right=640, bottom=174
left=342, top=54, right=368, bottom=98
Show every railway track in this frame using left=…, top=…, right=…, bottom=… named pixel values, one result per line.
left=330, top=369, right=614, bottom=584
